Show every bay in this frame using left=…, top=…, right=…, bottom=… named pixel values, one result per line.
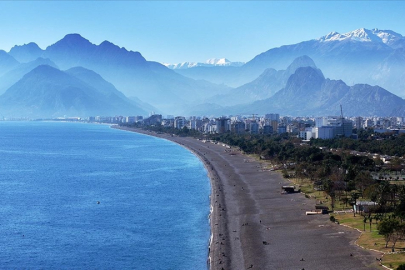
left=0, top=121, right=210, bottom=269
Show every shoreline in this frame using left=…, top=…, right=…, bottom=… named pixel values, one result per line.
left=112, top=125, right=226, bottom=269
left=112, top=126, right=382, bottom=270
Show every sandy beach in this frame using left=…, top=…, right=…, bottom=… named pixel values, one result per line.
left=113, top=126, right=382, bottom=270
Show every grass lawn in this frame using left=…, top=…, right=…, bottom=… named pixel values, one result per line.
left=332, top=213, right=405, bottom=269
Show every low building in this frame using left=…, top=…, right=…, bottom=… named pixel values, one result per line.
left=355, top=201, right=376, bottom=213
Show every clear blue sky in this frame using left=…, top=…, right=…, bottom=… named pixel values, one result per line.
left=0, top=1, right=404, bottom=64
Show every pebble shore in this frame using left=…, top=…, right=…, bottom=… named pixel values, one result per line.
left=113, top=126, right=382, bottom=270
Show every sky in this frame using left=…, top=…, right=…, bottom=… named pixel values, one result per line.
left=0, top=1, right=404, bottom=64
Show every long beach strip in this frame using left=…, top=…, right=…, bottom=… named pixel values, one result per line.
left=113, top=126, right=381, bottom=270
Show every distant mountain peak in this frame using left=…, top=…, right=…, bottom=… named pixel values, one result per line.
left=27, top=64, right=60, bottom=76
left=10, top=42, right=42, bottom=51
left=318, top=28, right=403, bottom=45
left=0, top=63, right=147, bottom=118
left=98, top=40, right=129, bottom=53
left=286, top=55, right=317, bottom=75
left=164, top=58, right=244, bottom=69
left=205, top=58, right=230, bottom=65
left=9, top=42, right=44, bottom=63
left=99, top=40, right=114, bottom=46
left=288, top=66, right=325, bottom=84
left=48, top=33, right=93, bottom=50
left=319, top=32, right=342, bottom=41
left=58, top=33, right=91, bottom=46
left=63, top=33, right=86, bottom=40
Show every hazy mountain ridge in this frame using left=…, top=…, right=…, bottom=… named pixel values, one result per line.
left=44, top=34, right=147, bottom=70
left=187, top=65, right=405, bottom=117
left=4, top=34, right=230, bottom=114
left=205, top=55, right=317, bottom=106
left=65, top=66, right=159, bottom=114
left=9, top=42, right=44, bottom=63
left=0, top=65, right=147, bottom=118
left=176, top=28, right=405, bottom=97
left=238, top=67, right=405, bottom=116
left=0, top=57, right=58, bottom=95
left=0, top=50, right=20, bottom=76
left=41, top=34, right=230, bottom=113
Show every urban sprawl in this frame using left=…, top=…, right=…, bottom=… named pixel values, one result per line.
left=82, top=113, right=405, bottom=139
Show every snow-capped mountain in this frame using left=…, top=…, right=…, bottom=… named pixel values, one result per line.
left=175, top=28, right=405, bottom=97
left=164, top=58, right=244, bottom=69
left=206, top=58, right=236, bottom=65
left=318, top=28, right=405, bottom=48
left=164, top=62, right=199, bottom=69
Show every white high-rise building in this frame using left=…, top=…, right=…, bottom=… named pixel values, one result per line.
left=316, top=126, right=335, bottom=139
left=315, top=117, right=328, bottom=127
left=354, top=117, right=363, bottom=129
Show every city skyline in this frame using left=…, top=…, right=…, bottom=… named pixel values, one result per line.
left=0, top=1, right=404, bottom=64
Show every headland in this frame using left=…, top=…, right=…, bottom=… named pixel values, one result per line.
left=113, top=126, right=382, bottom=270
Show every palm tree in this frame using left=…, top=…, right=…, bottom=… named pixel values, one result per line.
left=376, top=181, right=390, bottom=213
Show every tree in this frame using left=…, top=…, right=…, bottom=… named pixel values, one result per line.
left=396, top=186, right=405, bottom=218
left=355, top=171, right=375, bottom=196
left=391, top=224, right=405, bottom=252
left=377, top=218, right=399, bottom=248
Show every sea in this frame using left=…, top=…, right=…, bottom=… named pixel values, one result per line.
left=0, top=121, right=210, bottom=269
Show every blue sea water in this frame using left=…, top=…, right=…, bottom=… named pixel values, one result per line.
left=0, top=121, right=210, bottom=269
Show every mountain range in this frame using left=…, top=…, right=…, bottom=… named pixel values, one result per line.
left=204, top=55, right=317, bottom=106
left=175, top=28, right=405, bottom=98
left=3, top=34, right=230, bottom=114
left=0, top=28, right=405, bottom=118
left=188, top=65, right=405, bottom=117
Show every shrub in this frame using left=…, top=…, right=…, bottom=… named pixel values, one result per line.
left=396, top=264, right=405, bottom=270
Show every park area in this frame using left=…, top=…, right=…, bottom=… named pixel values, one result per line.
left=286, top=175, right=405, bottom=269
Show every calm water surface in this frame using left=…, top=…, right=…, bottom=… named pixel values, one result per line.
left=0, top=121, right=210, bottom=269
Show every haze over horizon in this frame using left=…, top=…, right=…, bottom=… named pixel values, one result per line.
left=1, top=1, right=405, bottom=64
